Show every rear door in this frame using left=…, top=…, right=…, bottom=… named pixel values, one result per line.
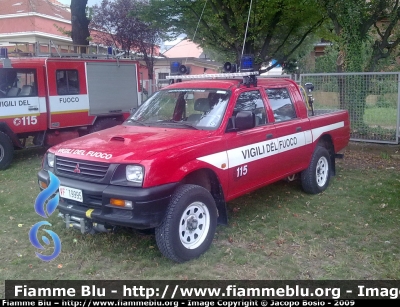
left=265, top=86, right=312, bottom=175
left=86, top=61, right=139, bottom=115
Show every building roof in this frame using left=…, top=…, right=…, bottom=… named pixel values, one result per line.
left=0, top=0, right=70, bottom=20
left=163, top=39, right=204, bottom=58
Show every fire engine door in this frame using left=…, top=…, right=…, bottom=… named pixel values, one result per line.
left=0, top=68, right=46, bottom=133
left=46, top=60, right=93, bottom=129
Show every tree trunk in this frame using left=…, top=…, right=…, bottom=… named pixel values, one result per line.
left=70, top=0, right=90, bottom=53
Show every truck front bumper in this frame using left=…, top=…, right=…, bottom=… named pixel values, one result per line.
left=38, top=170, right=178, bottom=232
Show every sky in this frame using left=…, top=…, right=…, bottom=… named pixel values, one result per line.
left=58, top=0, right=102, bottom=6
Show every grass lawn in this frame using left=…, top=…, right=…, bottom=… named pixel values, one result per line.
left=364, top=107, right=398, bottom=128
left=0, top=142, right=399, bottom=298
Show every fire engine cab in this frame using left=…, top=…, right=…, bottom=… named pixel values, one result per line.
left=0, top=46, right=141, bottom=170
left=38, top=58, right=350, bottom=263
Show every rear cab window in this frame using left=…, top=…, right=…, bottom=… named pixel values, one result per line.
left=266, top=88, right=297, bottom=122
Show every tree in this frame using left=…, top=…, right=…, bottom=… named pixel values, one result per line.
left=318, top=0, right=400, bottom=73
left=70, top=0, right=91, bottom=51
left=91, top=0, right=164, bottom=79
left=91, top=0, right=139, bottom=54
left=317, top=0, right=400, bottom=127
left=146, top=0, right=326, bottom=71
left=128, top=15, right=164, bottom=80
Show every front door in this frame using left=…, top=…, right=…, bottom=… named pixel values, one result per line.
left=0, top=67, right=47, bottom=133
left=224, top=89, right=277, bottom=199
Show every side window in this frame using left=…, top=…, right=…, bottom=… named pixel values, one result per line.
left=56, top=70, right=79, bottom=95
left=234, top=90, right=267, bottom=126
left=266, top=88, right=297, bottom=122
left=0, top=68, right=37, bottom=97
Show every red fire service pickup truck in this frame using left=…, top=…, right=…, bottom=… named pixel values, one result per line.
left=37, top=67, right=350, bottom=262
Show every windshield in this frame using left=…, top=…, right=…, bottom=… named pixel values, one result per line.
left=126, top=88, right=231, bottom=130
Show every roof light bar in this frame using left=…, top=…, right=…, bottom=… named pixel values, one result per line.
left=166, top=71, right=259, bottom=80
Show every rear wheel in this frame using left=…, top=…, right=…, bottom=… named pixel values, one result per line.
left=301, top=146, right=331, bottom=194
left=0, top=132, right=14, bottom=170
left=155, top=184, right=217, bottom=262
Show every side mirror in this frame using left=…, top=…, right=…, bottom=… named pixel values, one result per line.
left=235, top=111, right=255, bottom=131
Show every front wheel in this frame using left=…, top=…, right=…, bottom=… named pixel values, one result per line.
left=301, top=146, right=331, bottom=194
left=155, top=184, right=217, bottom=263
left=0, top=132, right=14, bottom=170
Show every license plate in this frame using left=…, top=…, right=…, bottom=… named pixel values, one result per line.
left=59, top=186, right=83, bottom=203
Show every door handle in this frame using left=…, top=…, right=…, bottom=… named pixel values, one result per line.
left=266, top=133, right=273, bottom=139
left=28, top=106, right=38, bottom=111
left=296, top=127, right=302, bottom=132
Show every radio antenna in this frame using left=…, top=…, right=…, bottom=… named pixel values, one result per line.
left=185, top=0, right=208, bottom=64
left=240, top=0, right=254, bottom=60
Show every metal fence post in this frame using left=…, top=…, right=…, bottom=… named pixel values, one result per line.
left=397, top=73, right=400, bottom=143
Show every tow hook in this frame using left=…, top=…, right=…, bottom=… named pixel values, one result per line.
left=59, top=213, right=111, bottom=234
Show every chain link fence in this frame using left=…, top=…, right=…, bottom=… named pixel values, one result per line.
left=299, top=73, right=399, bottom=144
left=141, top=72, right=400, bottom=144
left=140, top=79, right=169, bottom=102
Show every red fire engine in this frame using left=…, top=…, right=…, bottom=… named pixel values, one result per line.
left=0, top=46, right=141, bottom=170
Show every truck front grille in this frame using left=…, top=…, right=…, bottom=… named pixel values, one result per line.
left=55, top=157, right=109, bottom=181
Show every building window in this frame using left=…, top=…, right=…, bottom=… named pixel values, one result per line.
left=158, top=72, right=169, bottom=80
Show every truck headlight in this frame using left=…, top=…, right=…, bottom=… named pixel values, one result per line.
left=126, top=165, right=144, bottom=184
left=47, top=153, right=55, bottom=167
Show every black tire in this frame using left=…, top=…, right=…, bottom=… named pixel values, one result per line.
left=155, top=184, right=218, bottom=263
left=0, top=132, right=14, bottom=170
left=301, top=146, right=331, bottom=194
left=89, top=118, right=121, bottom=134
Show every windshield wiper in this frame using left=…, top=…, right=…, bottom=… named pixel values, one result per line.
left=125, top=119, right=148, bottom=126
left=171, top=120, right=200, bottom=129
left=152, top=120, right=199, bottom=130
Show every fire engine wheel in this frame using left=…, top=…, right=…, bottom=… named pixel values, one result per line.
left=301, top=146, right=331, bottom=194
left=0, top=132, right=14, bottom=170
left=155, top=184, right=218, bottom=263
left=89, top=118, right=121, bottom=134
